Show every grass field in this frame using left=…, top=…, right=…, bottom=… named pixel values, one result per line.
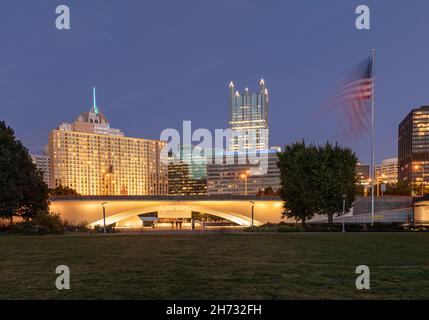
left=0, top=232, right=428, bottom=299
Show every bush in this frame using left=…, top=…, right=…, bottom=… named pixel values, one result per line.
left=304, top=223, right=343, bottom=232
left=277, top=225, right=305, bottom=232
left=63, top=220, right=90, bottom=233
left=5, top=211, right=64, bottom=235
left=92, top=224, right=119, bottom=234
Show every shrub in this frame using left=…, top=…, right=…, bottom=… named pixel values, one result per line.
left=4, top=211, right=64, bottom=235
left=92, top=224, right=119, bottom=234
left=63, top=220, right=90, bottom=233
left=277, top=225, right=305, bottom=232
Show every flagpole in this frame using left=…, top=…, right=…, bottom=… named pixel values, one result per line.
left=371, top=48, right=375, bottom=226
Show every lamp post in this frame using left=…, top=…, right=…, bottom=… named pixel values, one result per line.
left=249, top=201, right=255, bottom=227
left=414, top=164, right=425, bottom=196
left=241, top=170, right=250, bottom=196
left=342, top=194, right=346, bottom=233
left=101, top=202, right=107, bottom=234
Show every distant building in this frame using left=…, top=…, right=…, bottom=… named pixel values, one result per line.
left=31, top=154, right=50, bottom=186
left=207, top=149, right=280, bottom=196
left=398, top=106, right=429, bottom=194
left=356, top=163, right=370, bottom=185
left=228, top=79, right=269, bottom=152
left=376, top=158, right=398, bottom=184
left=48, top=88, right=168, bottom=196
left=168, top=145, right=207, bottom=196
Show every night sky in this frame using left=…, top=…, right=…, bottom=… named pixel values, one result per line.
left=1, top=0, right=428, bottom=164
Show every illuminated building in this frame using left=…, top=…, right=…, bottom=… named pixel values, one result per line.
left=48, top=88, right=168, bottom=196
left=31, top=154, right=50, bottom=186
left=207, top=149, right=280, bottom=196
left=356, top=163, right=370, bottom=185
left=375, top=158, right=398, bottom=184
left=398, top=106, right=429, bottom=194
left=228, top=79, right=269, bottom=152
left=168, top=145, right=207, bottom=195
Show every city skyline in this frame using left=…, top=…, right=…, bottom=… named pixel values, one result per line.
left=3, top=1, right=429, bottom=163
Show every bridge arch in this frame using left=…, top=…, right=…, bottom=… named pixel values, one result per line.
left=89, top=205, right=263, bottom=228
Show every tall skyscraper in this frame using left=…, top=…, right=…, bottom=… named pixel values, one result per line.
left=48, top=88, right=168, bottom=196
left=228, top=79, right=269, bottom=152
left=31, top=154, right=50, bottom=186
left=398, top=106, right=429, bottom=194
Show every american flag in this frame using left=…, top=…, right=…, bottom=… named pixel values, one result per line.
left=330, top=57, right=374, bottom=137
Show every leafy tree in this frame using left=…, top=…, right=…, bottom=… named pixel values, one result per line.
left=277, top=141, right=320, bottom=224
left=315, top=142, right=358, bottom=224
left=49, top=185, right=80, bottom=196
left=385, top=182, right=412, bottom=196
left=277, top=141, right=358, bottom=224
left=0, top=121, right=49, bottom=224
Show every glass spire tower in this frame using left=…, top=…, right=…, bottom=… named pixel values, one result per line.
left=228, top=79, right=269, bottom=152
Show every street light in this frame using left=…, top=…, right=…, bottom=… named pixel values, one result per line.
left=342, top=194, right=346, bottom=233
left=101, top=202, right=108, bottom=234
left=249, top=201, right=255, bottom=227
left=414, top=164, right=425, bottom=196
left=241, top=170, right=250, bottom=196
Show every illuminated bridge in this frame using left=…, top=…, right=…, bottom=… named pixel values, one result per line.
left=49, top=195, right=285, bottom=229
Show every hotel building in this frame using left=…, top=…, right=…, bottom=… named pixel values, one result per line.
left=48, top=88, right=168, bottom=195
left=375, top=158, right=398, bottom=184
left=228, top=79, right=269, bottom=152
left=398, top=106, right=429, bottom=194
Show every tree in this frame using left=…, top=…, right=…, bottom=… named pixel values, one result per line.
left=0, top=121, right=49, bottom=224
left=277, top=141, right=320, bottom=224
left=385, top=182, right=412, bottom=196
left=315, top=142, right=358, bottom=224
left=49, top=185, right=80, bottom=196
left=277, top=141, right=358, bottom=225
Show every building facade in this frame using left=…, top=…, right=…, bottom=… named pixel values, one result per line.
left=168, top=145, right=207, bottom=195
left=356, top=163, right=370, bottom=185
left=207, top=149, right=280, bottom=196
left=31, top=154, right=50, bottom=186
left=48, top=88, right=168, bottom=196
left=375, top=158, right=398, bottom=184
left=228, top=79, right=269, bottom=152
left=398, top=106, right=429, bottom=194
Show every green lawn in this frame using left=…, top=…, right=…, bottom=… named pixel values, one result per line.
left=0, top=233, right=428, bottom=299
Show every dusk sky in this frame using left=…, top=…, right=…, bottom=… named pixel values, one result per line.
left=1, top=0, right=428, bottom=163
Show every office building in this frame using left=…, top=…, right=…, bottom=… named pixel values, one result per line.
left=168, top=145, right=207, bottom=195
left=356, top=163, right=370, bottom=185
left=48, top=88, right=168, bottom=196
left=375, top=158, right=398, bottom=184
left=228, top=79, right=269, bottom=152
left=398, top=106, right=429, bottom=194
left=207, top=149, right=280, bottom=196
left=31, top=154, right=50, bottom=186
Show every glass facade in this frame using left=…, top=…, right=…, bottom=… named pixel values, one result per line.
left=229, top=80, right=269, bottom=152
left=398, top=106, right=429, bottom=195
left=168, top=145, right=207, bottom=195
